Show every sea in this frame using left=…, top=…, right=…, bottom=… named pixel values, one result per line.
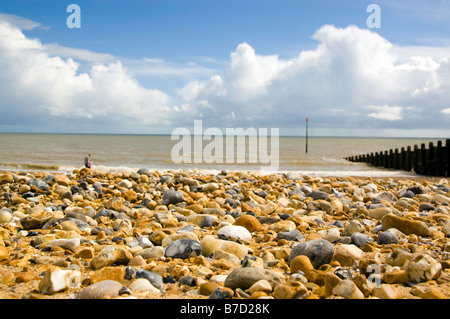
left=0, top=133, right=443, bottom=177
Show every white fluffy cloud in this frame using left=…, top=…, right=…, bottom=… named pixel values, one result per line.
left=1, top=14, right=450, bottom=136
left=181, top=25, right=450, bottom=135
left=0, top=19, right=178, bottom=132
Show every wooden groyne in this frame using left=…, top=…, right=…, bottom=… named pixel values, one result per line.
left=345, top=139, right=450, bottom=177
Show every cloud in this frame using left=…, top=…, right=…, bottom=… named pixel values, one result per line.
left=0, top=18, right=180, bottom=132
left=0, top=12, right=49, bottom=30
left=364, top=105, right=406, bottom=121
left=1, top=12, right=450, bottom=136
left=43, top=44, right=116, bottom=64
left=180, top=25, right=450, bottom=135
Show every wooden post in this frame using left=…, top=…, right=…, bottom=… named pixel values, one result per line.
left=436, top=140, right=444, bottom=176
left=405, top=146, right=412, bottom=172
left=394, top=148, right=399, bottom=169
left=400, top=147, right=406, bottom=171
left=428, top=142, right=435, bottom=176
left=387, top=149, right=393, bottom=169
left=413, top=145, right=420, bottom=174
left=446, top=139, right=450, bottom=177
left=420, top=143, right=427, bottom=175
left=383, top=150, right=389, bottom=168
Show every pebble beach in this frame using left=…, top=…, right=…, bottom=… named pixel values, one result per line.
left=0, top=168, right=449, bottom=300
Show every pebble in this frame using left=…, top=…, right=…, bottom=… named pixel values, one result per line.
left=217, top=225, right=252, bottom=242
left=233, top=214, right=262, bottom=232
left=128, top=278, right=160, bottom=293
left=38, top=266, right=81, bottom=295
left=405, top=254, right=442, bottom=283
left=377, top=231, right=399, bottom=245
left=0, top=210, right=12, bottom=223
left=164, top=238, right=202, bottom=259
left=350, top=232, right=374, bottom=247
left=381, top=213, right=431, bottom=236
left=288, top=239, right=335, bottom=269
left=290, top=255, right=314, bottom=274
left=331, top=279, right=364, bottom=299
left=135, top=246, right=165, bottom=259
left=201, top=235, right=249, bottom=259
left=162, top=189, right=184, bottom=206
left=317, top=228, right=340, bottom=243
left=277, top=229, right=304, bottom=242
left=410, top=284, right=448, bottom=299
left=135, top=269, right=164, bottom=290
left=373, top=284, right=403, bottom=299
left=48, top=238, right=80, bottom=251
left=332, top=244, right=363, bottom=266
left=224, top=267, right=283, bottom=290
left=76, top=280, right=124, bottom=299
left=0, top=246, right=9, bottom=261
left=90, top=246, right=132, bottom=270
left=343, top=220, right=365, bottom=236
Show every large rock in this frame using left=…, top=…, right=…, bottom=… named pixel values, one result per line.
left=135, top=269, right=164, bottom=290
left=38, top=266, right=81, bottom=295
left=48, top=238, right=80, bottom=251
left=201, top=235, right=248, bottom=259
left=406, top=254, right=442, bottom=283
left=382, top=214, right=430, bottom=236
left=164, top=238, right=202, bottom=259
left=20, top=211, right=53, bottom=230
left=224, top=267, right=283, bottom=290
left=162, top=189, right=184, bottom=206
left=90, top=246, right=132, bottom=270
left=288, top=239, right=335, bottom=269
left=217, top=225, right=252, bottom=242
left=76, top=280, right=123, bottom=299
left=233, top=214, right=262, bottom=232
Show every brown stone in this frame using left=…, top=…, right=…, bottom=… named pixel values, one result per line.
left=410, top=284, right=448, bottom=299
left=233, top=215, right=262, bottom=232
left=74, top=246, right=95, bottom=259
left=383, top=270, right=409, bottom=284
left=0, top=246, right=9, bottom=261
left=381, top=214, right=430, bottom=236
left=15, top=272, right=36, bottom=283
left=199, top=282, right=219, bottom=296
left=90, top=267, right=125, bottom=284
left=290, top=255, right=314, bottom=274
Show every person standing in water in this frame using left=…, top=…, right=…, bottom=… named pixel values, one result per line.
left=84, top=154, right=92, bottom=168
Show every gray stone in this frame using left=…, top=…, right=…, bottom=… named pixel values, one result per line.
left=76, top=280, right=123, bottom=299
left=377, top=231, right=399, bottom=245
left=135, top=269, right=164, bottom=290
left=373, top=191, right=397, bottom=204
left=308, top=190, right=329, bottom=200
left=164, top=238, right=202, bottom=259
left=162, top=189, right=184, bottom=206
left=351, top=232, right=374, bottom=247
left=129, top=236, right=153, bottom=249
left=276, top=229, right=304, bottom=241
left=288, top=239, right=334, bottom=269
left=199, top=215, right=215, bottom=228
left=419, top=203, right=434, bottom=212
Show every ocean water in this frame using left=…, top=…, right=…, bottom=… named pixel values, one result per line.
left=0, top=133, right=442, bottom=177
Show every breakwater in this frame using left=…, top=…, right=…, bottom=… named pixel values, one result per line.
left=345, top=139, right=450, bottom=177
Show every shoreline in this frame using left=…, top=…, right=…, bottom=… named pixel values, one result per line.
left=0, top=168, right=449, bottom=299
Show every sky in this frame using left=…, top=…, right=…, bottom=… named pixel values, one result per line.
left=0, top=0, right=450, bottom=137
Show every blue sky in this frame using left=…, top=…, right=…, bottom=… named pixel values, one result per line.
left=0, top=0, right=450, bottom=136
